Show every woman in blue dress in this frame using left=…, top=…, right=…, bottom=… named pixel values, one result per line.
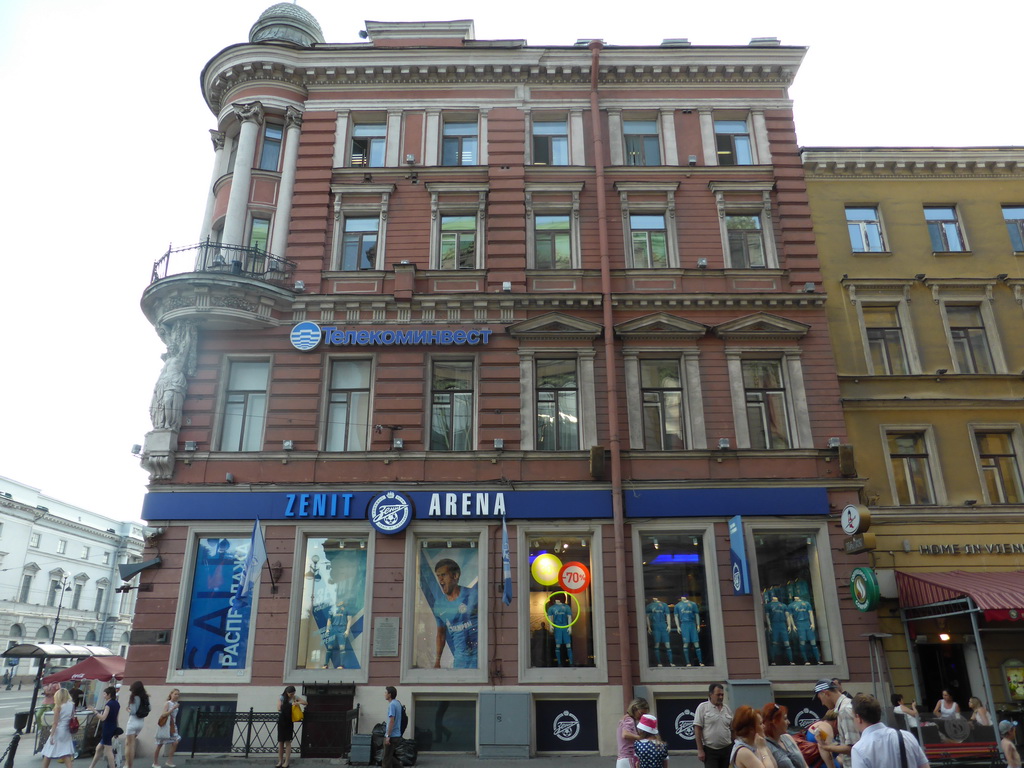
left=87, top=686, right=120, bottom=768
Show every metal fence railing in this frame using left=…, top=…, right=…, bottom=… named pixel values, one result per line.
left=150, top=240, right=297, bottom=285
left=189, top=705, right=358, bottom=759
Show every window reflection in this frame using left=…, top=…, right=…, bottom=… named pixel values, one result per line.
left=528, top=537, right=594, bottom=668
left=297, top=538, right=367, bottom=670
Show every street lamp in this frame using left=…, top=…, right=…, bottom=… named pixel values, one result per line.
left=51, top=576, right=73, bottom=643
left=27, top=577, right=72, bottom=734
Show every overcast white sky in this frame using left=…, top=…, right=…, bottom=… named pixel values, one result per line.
left=0, top=0, right=1020, bottom=522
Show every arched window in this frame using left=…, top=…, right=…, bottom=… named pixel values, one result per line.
left=35, top=626, right=51, bottom=641
left=62, top=628, right=76, bottom=642
left=85, top=630, right=97, bottom=643
left=9, top=623, right=24, bottom=639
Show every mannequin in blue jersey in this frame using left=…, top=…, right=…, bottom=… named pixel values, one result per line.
left=646, top=597, right=673, bottom=666
left=788, top=595, right=821, bottom=664
left=323, top=600, right=351, bottom=669
left=765, top=594, right=794, bottom=665
left=546, top=595, right=574, bottom=666
left=673, top=596, right=704, bottom=666
left=420, top=556, right=478, bottom=669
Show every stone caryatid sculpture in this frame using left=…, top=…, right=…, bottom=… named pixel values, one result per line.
left=149, top=322, right=197, bottom=431
left=142, top=322, right=198, bottom=479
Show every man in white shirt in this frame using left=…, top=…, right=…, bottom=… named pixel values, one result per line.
left=851, top=693, right=929, bottom=767
left=814, top=678, right=859, bottom=767
left=694, top=682, right=733, bottom=768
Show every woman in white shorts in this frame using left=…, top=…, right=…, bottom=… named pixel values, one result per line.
left=124, top=681, right=151, bottom=768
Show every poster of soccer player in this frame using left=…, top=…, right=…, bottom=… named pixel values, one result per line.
left=413, top=543, right=479, bottom=670
left=182, top=536, right=253, bottom=670
left=297, top=538, right=367, bottom=669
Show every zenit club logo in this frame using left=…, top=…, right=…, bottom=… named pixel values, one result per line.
left=675, top=710, right=696, bottom=741
left=367, top=491, right=413, bottom=535
left=290, top=321, right=322, bottom=351
left=553, top=710, right=580, bottom=742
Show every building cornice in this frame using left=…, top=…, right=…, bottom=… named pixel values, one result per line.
left=802, top=147, right=1024, bottom=179
left=202, top=44, right=806, bottom=114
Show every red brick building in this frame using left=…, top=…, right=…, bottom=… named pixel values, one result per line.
left=133, top=6, right=875, bottom=757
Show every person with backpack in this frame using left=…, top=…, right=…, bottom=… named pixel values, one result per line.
left=383, top=686, right=403, bottom=768
left=125, top=681, right=151, bottom=768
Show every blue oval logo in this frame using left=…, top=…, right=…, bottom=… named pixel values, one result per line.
left=291, top=321, right=322, bottom=351
left=368, top=491, right=413, bottom=535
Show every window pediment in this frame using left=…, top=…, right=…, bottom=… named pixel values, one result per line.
left=23, top=562, right=40, bottom=573
left=506, top=312, right=603, bottom=341
left=614, top=313, right=708, bottom=340
left=74, top=572, right=90, bottom=584
left=714, top=312, right=809, bottom=340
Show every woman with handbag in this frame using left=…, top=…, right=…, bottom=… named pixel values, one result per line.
left=87, top=687, right=120, bottom=768
left=276, top=685, right=306, bottom=768
left=151, top=688, right=181, bottom=768
left=41, top=688, right=75, bottom=768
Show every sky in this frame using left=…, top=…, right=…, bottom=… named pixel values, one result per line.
left=0, top=0, right=1020, bottom=522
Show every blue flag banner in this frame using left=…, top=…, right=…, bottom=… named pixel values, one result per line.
left=238, top=519, right=267, bottom=600
left=502, top=516, right=513, bottom=605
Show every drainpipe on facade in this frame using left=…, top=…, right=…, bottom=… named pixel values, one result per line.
left=589, top=39, right=634, bottom=709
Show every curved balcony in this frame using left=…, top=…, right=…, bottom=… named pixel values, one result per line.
left=142, top=241, right=300, bottom=330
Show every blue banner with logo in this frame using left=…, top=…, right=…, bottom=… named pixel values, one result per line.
left=729, top=515, right=751, bottom=596
left=182, top=536, right=253, bottom=669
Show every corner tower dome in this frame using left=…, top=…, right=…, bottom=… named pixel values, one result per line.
left=249, top=3, right=325, bottom=47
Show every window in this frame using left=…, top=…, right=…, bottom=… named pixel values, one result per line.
left=258, top=122, right=283, bottom=171
left=297, top=536, right=368, bottom=670
left=639, top=532, right=714, bottom=668
left=350, top=123, right=386, bottom=167
left=57, top=539, right=67, bottom=555
left=534, top=215, right=572, bottom=269
left=924, top=206, right=966, bottom=252
left=413, top=537, right=480, bottom=670
left=715, top=120, right=753, bottom=165
left=340, top=217, right=379, bottom=271
left=846, top=206, right=886, bottom=252
left=182, top=537, right=254, bottom=670
left=81, top=546, right=90, bottom=560
left=220, top=360, right=270, bottom=451
left=753, top=530, right=833, bottom=666
left=947, top=305, right=994, bottom=374
left=624, top=120, right=660, bottom=166
left=863, top=305, right=908, bottom=375
left=442, top=121, right=478, bottom=166
left=325, top=359, right=371, bottom=451
left=72, top=583, right=83, bottom=610
left=94, top=586, right=105, bottom=613
left=430, top=360, right=474, bottom=451
left=726, top=215, right=766, bottom=269
left=532, top=119, right=568, bottom=166
left=743, top=361, right=792, bottom=449
left=249, top=216, right=270, bottom=253
left=630, top=215, right=669, bottom=269
left=536, top=359, right=579, bottom=451
left=1004, top=206, right=1024, bottom=251
left=29, top=533, right=40, bottom=548
left=47, top=580, right=60, bottom=607
left=102, top=551, right=110, bottom=565
left=19, top=574, right=32, bottom=602
left=528, top=535, right=594, bottom=668
left=887, top=431, right=936, bottom=505
left=975, top=431, right=1024, bottom=504
left=0, top=522, right=4, bottom=537
left=415, top=699, right=477, bottom=753
left=641, top=360, right=685, bottom=450
left=439, top=216, right=477, bottom=270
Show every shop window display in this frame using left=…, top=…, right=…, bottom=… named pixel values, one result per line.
left=528, top=538, right=595, bottom=668
left=297, top=537, right=367, bottom=670
left=754, top=532, right=830, bottom=666
left=639, top=534, right=713, bottom=668
left=413, top=539, right=479, bottom=670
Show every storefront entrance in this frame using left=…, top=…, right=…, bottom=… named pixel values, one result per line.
left=917, top=643, right=971, bottom=711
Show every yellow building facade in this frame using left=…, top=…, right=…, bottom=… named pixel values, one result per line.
left=804, top=147, right=1024, bottom=732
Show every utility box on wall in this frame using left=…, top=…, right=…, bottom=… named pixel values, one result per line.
left=479, top=692, right=530, bottom=758
left=727, top=679, right=774, bottom=712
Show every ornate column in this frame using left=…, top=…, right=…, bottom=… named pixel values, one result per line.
left=199, top=130, right=226, bottom=243
left=269, top=107, right=303, bottom=259
left=222, top=101, right=264, bottom=247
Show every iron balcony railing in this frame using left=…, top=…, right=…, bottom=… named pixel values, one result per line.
left=150, top=240, right=297, bottom=285
left=187, top=706, right=359, bottom=759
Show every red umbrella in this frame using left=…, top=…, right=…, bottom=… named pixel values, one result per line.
left=42, top=655, right=125, bottom=684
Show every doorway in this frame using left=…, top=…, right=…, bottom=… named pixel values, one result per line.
left=918, top=643, right=971, bottom=712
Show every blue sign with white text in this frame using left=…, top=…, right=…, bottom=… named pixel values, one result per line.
left=289, top=322, right=493, bottom=351
left=729, top=515, right=751, bottom=596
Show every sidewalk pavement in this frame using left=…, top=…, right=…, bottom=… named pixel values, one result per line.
left=4, top=737, right=704, bottom=768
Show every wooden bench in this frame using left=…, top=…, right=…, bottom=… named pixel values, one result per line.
left=923, top=741, right=1001, bottom=767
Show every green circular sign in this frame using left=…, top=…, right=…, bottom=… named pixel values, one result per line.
left=850, top=567, right=880, bottom=612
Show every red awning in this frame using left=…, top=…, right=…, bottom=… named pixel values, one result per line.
left=896, top=570, right=1024, bottom=621
left=42, top=655, right=125, bottom=684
